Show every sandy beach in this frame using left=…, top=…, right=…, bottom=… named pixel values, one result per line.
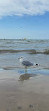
left=0, top=70, right=49, bottom=111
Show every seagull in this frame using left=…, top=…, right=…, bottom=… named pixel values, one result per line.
left=18, top=57, right=39, bottom=73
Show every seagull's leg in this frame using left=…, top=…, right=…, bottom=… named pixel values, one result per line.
left=25, top=66, right=27, bottom=73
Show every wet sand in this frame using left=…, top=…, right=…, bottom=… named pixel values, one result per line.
left=0, top=70, right=49, bottom=111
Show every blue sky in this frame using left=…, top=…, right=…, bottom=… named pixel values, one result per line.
left=0, top=0, right=49, bottom=39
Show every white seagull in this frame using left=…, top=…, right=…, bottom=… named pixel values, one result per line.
left=18, top=57, right=39, bottom=73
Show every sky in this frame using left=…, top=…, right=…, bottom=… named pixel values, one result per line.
left=0, top=0, right=49, bottom=39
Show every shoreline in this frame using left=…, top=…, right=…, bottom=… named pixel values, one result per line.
left=0, top=70, right=49, bottom=111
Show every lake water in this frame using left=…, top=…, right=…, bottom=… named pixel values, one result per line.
left=0, top=39, right=49, bottom=75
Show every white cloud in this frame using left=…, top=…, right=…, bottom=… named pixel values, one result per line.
left=0, top=0, right=49, bottom=17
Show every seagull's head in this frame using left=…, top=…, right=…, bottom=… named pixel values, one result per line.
left=18, top=57, right=23, bottom=62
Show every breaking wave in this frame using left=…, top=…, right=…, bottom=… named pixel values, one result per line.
left=0, top=49, right=49, bottom=54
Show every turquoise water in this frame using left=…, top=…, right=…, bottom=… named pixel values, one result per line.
left=0, top=39, right=49, bottom=75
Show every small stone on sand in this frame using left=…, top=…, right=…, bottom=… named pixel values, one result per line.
left=17, top=106, right=22, bottom=110
left=29, top=104, right=33, bottom=108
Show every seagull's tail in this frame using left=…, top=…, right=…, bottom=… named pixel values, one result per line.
left=33, top=62, right=40, bottom=66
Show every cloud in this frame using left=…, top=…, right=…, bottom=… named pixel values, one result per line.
left=0, top=0, right=49, bottom=17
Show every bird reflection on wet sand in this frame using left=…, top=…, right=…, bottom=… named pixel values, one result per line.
left=19, top=73, right=37, bottom=81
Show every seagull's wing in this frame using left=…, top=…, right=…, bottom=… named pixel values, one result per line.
left=22, top=61, right=33, bottom=66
